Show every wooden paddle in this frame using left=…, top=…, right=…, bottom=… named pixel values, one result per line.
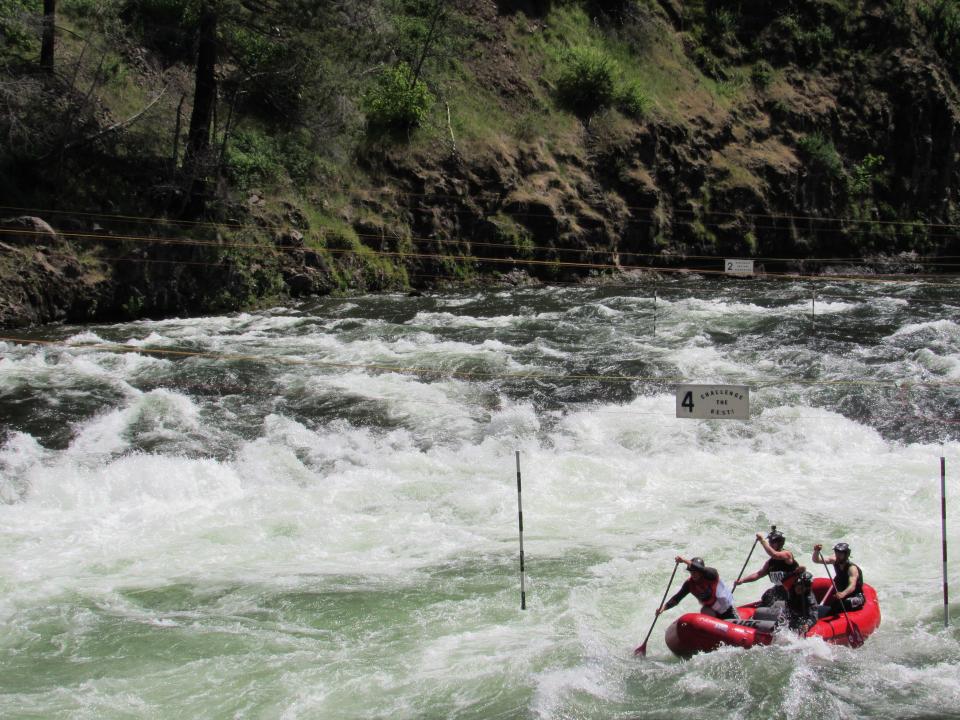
left=635, top=560, right=681, bottom=657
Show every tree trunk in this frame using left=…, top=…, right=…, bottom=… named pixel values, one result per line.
left=410, top=0, right=443, bottom=88
left=40, top=0, right=56, bottom=73
left=182, top=2, right=218, bottom=218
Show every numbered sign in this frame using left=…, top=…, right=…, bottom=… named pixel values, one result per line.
left=725, top=259, right=754, bottom=276
left=676, top=385, right=750, bottom=420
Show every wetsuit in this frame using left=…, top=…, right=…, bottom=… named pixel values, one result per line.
left=760, top=556, right=800, bottom=606
left=664, top=566, right=738, bottom=620
left=820, top=562, right=865, bottom=617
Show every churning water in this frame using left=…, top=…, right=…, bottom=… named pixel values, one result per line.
left=1, top=277, right=958, bottom=719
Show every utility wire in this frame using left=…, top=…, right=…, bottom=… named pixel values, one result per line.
left=2, top=226, right=960, bottom=286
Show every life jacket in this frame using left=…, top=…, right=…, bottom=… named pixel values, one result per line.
left=767, top=555, right=800, bottom=586
left=688, top=575, right=734, bottom=613
left=833, top=562, right=863, bottom=595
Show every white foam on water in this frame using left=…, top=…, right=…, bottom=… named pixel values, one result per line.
left=1, top=283, right=958, bottom=719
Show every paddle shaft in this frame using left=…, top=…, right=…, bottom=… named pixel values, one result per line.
left=636, top=561, right=681, bottom=655
left=731, top=537, right=760, bottom=595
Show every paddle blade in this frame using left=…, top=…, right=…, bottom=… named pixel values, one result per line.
left=634, top=642, right=647, bottom=657
left=848, top=622, right=865, bottom=648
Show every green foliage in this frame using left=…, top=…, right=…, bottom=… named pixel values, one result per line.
left=691, top=46, right=726, bottom=81
left=847, top=153, right=885, bottom=197
left=919, top=0, right=960, bottom=76
left=0, top=0, right=35, bottom=54
left=616, top=80, right=652, bottom=119
left=773, top=13, right=838, bottom=64
left=750, top=60, right=774, bottom=88
left=225, top=129, right=282, bottom=188
left=797, top=132, right=843, bottom=178
left=711, top=7, right=740, bottom=44
left=386, top=0, right=472, bottom=70
left=555, top=46, right=617, bottom=116
left=490, top=214, right=534, bottom=257
left=363, top=62, right=435, bottom=130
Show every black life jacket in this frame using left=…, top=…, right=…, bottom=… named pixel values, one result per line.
left=833, top=561, right=863, bottom=595
left=767, top=556, right=799, bottom=586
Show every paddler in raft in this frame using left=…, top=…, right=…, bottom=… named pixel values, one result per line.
left=784, top=570, right=818, bottom=633
left=812, top=541, right=865, bottom=618
left=732, top=526, right=800, bottom=606
left=656, top=556, right=738, bottom=621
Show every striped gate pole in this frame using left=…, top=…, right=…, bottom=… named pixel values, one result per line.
left=942, top=456, right=949, bottom=628
left=516, top=450, right=527, bottom=610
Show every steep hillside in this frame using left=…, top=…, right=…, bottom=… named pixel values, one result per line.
left=1, top=0, right=958, bottom=326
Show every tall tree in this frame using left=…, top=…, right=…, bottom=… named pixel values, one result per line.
left=181, top=1, right=218, bottom=217
left=40, top=0, right=56, bottom=73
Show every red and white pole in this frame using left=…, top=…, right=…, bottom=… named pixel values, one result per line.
left=942, top=456, right=949, bottom=628
left=516, top=451, right=527, bottom=611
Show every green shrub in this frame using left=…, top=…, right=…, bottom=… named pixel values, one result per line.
left=750, top=60, right=774, bottom=88
left=555, top=46, right=617, bottom=116
left=711, top=7, right=740, bottom=43
left=363, top=62, right=435, bottom=130
left=616, top=80, right=652, bottom=119
left=224, top=129, right=283, bottom=188
left=0, top=0, right=35, bottom=54
left=847, top=153, right=885, bottom=197
left=797, top=132, right=843, bottom=178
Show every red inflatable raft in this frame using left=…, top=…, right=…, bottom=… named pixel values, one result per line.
left=664, top=578, right=881, bottom=658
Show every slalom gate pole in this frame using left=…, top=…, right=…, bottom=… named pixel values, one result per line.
left=942, top=456, right=949, bottom=628
left=516, top=450, right=527, bottom=611
left=811, top=287, right=816, bottom=332
left=653, top=285, right=658, bottom=337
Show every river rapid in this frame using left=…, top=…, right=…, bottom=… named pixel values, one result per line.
left=1, top=277, right=958, bottom=719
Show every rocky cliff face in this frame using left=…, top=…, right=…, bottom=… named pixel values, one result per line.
left=1, top=0, right=957, bottom=328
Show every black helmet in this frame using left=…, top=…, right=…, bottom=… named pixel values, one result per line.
left=796, top=571, right=813, bottom=587
left=767, top=526, right=785, bottom=545
left=688, top=557, right=706, bottom=572
left=833, top=542, right=851, bottom=555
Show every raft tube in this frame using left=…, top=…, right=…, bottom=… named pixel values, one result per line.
left=664, top=578, right=881, bottom=658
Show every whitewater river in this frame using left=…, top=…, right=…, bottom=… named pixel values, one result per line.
left=1, top=277, right=958, bottom=719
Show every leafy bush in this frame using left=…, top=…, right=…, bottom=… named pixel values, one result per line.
left=797, top=132, right=843, bottom=178
left=750, top=60, right=773, bottom=88
left=711, top=7, right=740, bottom=44
left=224, top=128, right=283, bottom=188
left=555, top=46, right=617, bottom=116
left=363, top=62, right=435, bottom=130
left=616, top=80, right=651, bottom=119
left=847, top=153, right=885, bottom=197
left=0, top=0, right=35, bottom=54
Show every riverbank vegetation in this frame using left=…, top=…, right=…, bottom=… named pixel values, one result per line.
left=1, top=0, right=958, bottom=326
